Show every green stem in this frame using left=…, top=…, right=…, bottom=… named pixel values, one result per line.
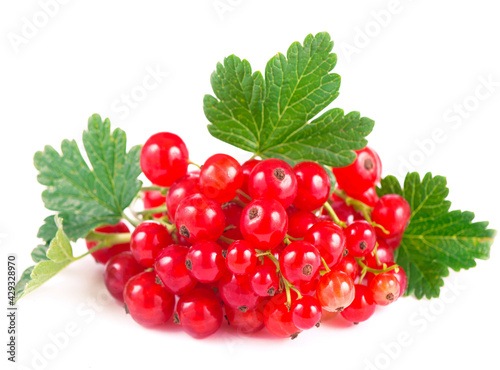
left=286, top=234, right=302, bottom=241
left=236, top=189, right=252, bottom=202
left=141, top=186, right=168, bottom=193
left=333, top=189, right=373, bottom=222
left=157, top=219, right=177, bottom=234
left=371, top=221, right=390, bottom=235
left=137, top=205, right=167, bottom=215
left=355, top=258, right=400, bottom=274
left=323, top=201, right=347, bottom=228
left=188, top=160, right=201, bottom=169
left=283, top=237, right=292, bottom=245
left=122, top=213, right=140, bottom=227
left=321, top=257, right=331, bottom=272
left=219, top=235, right=236, bottom=245
left=77, top=232, right=131, bottom=260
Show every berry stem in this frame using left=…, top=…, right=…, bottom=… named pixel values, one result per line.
left=77, top=232, right=132, bottom=260
left=236, top=189, right=252, bottom=201
left=323, top=201, right=347, bottom=228
left=355, top=258, right=400, bottom=274
left=141, top=186, right=169, bottom=193
left=333, top=189, right=373, bottom=222
left=371, top=221, right=391, bottom=235
left=137, top=205, right=168, bottom=215
left=372, top=244, right=382, bottom=266
left=157, top=218, right=177, bottom=234
left=121, top=212, right=140, bottom=227
left=219, top=235, right=236, bottom=245
left=320, top=257, right=331, bottom=272
left=188, top=160, right=201, bottom=169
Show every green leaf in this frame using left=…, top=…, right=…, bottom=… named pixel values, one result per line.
left=31, top=244, right=50, bottom=263
left=34, top=114, right=142, bottom=240
left=37, top=215, right=58, bottom=243
left=378, top=173, right=496, bottom=299
left=15, top=217, right=75, bottom=302
left=15, top=266, right=34, bottom=303
left=204, top=32, right=374, bottom=166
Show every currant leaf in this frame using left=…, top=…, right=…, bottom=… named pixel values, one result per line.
left=34, top=114, right=142, bottom=240
left=31, top=244, right=50, bottom=263
left=378, top=173, right=496, bottom=299
left=204, top=32, right=374, bottom=166
left=37, top=215, right=58, bottom=243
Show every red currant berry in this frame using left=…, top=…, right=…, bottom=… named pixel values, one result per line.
left=154, top=245, right=197, bottom=295
left=219, top=271, right=260, bottom=312
left=140, top=132, right=189, bottom=187
left=291, top=295, right=322, bottom=330
left=316, top=270, right=355, bottom=312
left=349, top=186, right=379, bottom=207
left=166, top=172, right=200, bottom=222
left=333, top=254, right=359, bottom=281
left=185, top=241, right=226, bottom=283
left=175, top=193, right=225, bottom=243
left=175, top=288, right=223, bottom=338
left=383, top=233, right=404, bottom=250
left=263, top=293, right=301, bottom=338
left=85, top=222, right=130, bottom=264
left=292, top=161, right=331, bottom=212
left=225, top=298, right=267, bottom=334
left=123, top=271, right=175, bottom=327
left=248, top=158, right=298, bottom=208
left=296, top=277, right=319, bottom=295
left=240, top=198, right=288, bottom=251
left=369, top=272, right=400, bottom=306
left=340, top=284, right=376, bottom=324
left=219, top=202, right=244, bottom=248
left=130, top=221, right=172, bottom=268
left=371, top=194, right=411, bottom=238
left=386, top=263, right=408, bottom=297
left=141, top=190, right=167, bottom=218
left=250, top=264, right=280, bottom=297
left=345, top=220, right=376, bottom=258
left=304, top=221, right=346, bottom=268
left=280, top=241, right=321, bottom=284
left=364, top=241, right=394, bottom=268
left=199, top=154, right=243, bottom=204
left=226, top=240, right=257, bottom=275
left=332, top=147, right=382, bottom=195
left=287, top=210, right=319, bottom=239
left=238, top=159, right=260, bottom=203
left=104, top=252, right=144, bottom=301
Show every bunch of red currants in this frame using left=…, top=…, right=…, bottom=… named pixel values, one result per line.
left=86, top=132, right=411, bottom=339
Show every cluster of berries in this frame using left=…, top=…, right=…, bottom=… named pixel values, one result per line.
left=86, top=132, right=411, bottom=339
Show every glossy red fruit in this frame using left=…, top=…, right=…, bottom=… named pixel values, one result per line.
left=225, top=298, right=267, bottom=334
left=140, top=132, right=189, bottom=187
left=240, top=198, right=288, bottom=251
left=345, top=221, right=377, bottom=258
left=386, top=263, right=408, bottom=297
left=123, top=271, right=175, bottom=327
left=104, top=252, right=144, bottom=301
left=371, top=194, right=411, bottom=238
left=226, top=240, right=257, bottom=275
left=175, top=193, right=225, bottom=243
left=348, top=186, right=379, bottom=207
left=341, top=285, right=376, bottom=323
left=292, top=161, right=331, bottom=212
left=330, top=200, right=363, bottom=225
left=332, top=147, right=382, bottom=195
left=248, top=158, right=298, bottom=208
left=263, top=293, right=301, bottom=338
left=154, top=245, right=197, bottom=295
left=219, top=271, right=260, bottom=312
left=199, top=154, right=243, bottom=204
left=85, top=222, right=131, bottom=264
left=250, top=264, right=280, bottom=297
left=175, top=288, right=223, bottom=339
left=279, top=241, right=321, bottom=285
left=364, top=241, right=394, bottom=269
left=316, top=270, right=355, bottom=312
left=166, top=173, right=200, bottom=222
left=304, top=221, right=346, bottom=268
left=219, top=202, right=244, bottom=248
left=238, top=159, right=260, bottom=203
left=185, top=241, right=226, bottom=283
left=291, top=295, right=322, bottom=330
left=141, top=190, right=167, bottom=218
left=287, top=210, right=319, bottom=239
left=296, top=277, right=319, bottom=296
left=333, top=255, right=359, bottom=281
left=369, top=272, right=401, bottom=306
left=130, top=221, right=172, bottom=268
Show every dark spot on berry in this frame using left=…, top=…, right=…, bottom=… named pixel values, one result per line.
left=179, top=225, right=190, bottom=238
left=290, top=332, right=300, bottom=340
left=302, top=264, right=313, bottom=276
left=185, top=259, right=192, bottom=270
left=364, top=158, right=374, bottom=171
left=273, top=168, right=286, bottom=181
left=249, top=207, right=259, bottom=220
left=335, top=306, right=345, bottom=312
left=222, top=250, right=227, bottom=258
left=353, top=322, right=359, bottom=325
left=155, top=276, right=163, bottom=286
left=124, top=303, right=129, bottom=314
left=386, top=293, right=395, bottom=301
left=359, top=241, right=368, bottom=251
left=238, top=306, right=248, bottom=313
left=224, top=315, right=230, bottom=325
left=315, top=321, right=321, bottom=328
left=343, top=249, right=349, bottom=257
left=267, top=287, right=276, bottom=296
left=173, top=313, right=180, bottom=324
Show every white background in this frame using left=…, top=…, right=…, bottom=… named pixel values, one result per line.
left=1, top=1, right=499, bottom=370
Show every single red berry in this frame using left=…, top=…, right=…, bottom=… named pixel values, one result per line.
left=248, top=158, right=298, bottom=208
left=185, top=241, right=226, bottom=283
left=226, top=240, right=257, bottom=275
left=296, top=277, right=320, bottom=296
left=287, top=210, right=319, bottom=239
left=166, top=172, right=200, bottom=222
left=341, top=284, right=376, bottom=324
left=154, top=245, right=197, bottom=295
left=304, top=221, right=346, bottom=268
left=140, top=132, right=189, bottom=187
left=263, top=293, right=301, bottom=338
left=291, top=295, right=322, bottom=330
left=369, top=272, right=400, bottom=306
left=141, top=190, right=167, bottom=218
left=238, top=159, right=260, bottom=203
left=345, top=220, right=376, bottom=258
left=332, top=147, right=382, bottom=195
left=199, top=153, right=243, bottom=204
left=85, top=222, right=130, bottom=264
left=219, top=271, right=260, bottom=312
left=292, top=161, right=331, bottom=212
left=219, top=202, right=244, bottom=248
left=250, top=264, right=280, bottom=297
left=316, top=270, right=355, bottom=312
left=240, top=198, right=288, bottom=251
left=130, top=221, right=172, bottom=268
left=371, top=194, right=411, bottom=238
left=383, top=233, right=404, bottom=250
left=279, top=241, right=321, bottom=285
left=364, top=241, right=394, bottom=269
left=175, top=288, right=223, bottom=339
left=104, top=252, right=144, bottom=301
left=385, top=263, right=408, bottom=297
left=332, top=255, right=359, bottom=281
left=175, top=193, right=225, bottom=243
left=123, top=271, right=175, bottom=327
left=225, top=298, right=267, bottom=334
